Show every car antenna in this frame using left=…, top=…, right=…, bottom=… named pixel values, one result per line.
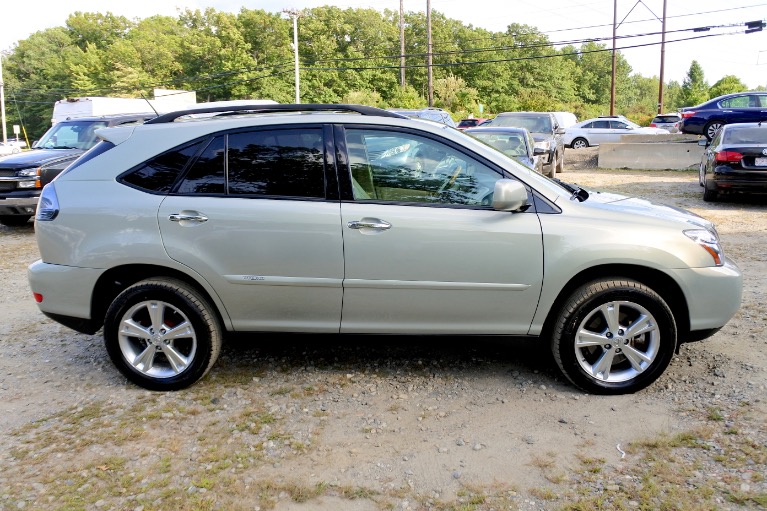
left=140, top=94, right=159, bottom=117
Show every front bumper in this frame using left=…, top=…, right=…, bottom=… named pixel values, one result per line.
left=671, top=256, right=742, bottom=337
left=0, top=196, right=39, bottom=216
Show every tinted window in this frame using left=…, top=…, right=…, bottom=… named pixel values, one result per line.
left=122, top=141, right=204, bottom=193
left=723, top=128, right=767, bottom=144
left=592, top=121, right=610, bottom=129
left=720, top=96, right=751, bottom=108
left=227, top=129, right=324, bottom=197
left=177, top=137, right=226, bottom=194
left=347, top=128, right=503, bottom=206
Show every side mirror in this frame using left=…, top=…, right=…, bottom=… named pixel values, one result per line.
left=32, top=140, right=39, bottom=148
left=698, top=139, right=709, bottom=147
left=556, top=127, right=566, bottom=135
left=493, top=179, right=530, bottom=212
left=533, top=147, right=546, bottom=156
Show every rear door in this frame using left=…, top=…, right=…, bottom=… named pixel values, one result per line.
left=338, top=126, right=544, bottom=335
left=157, top=125, right=345, bottom=332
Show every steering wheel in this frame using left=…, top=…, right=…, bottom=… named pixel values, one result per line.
left=436, top=165, right=463, bottom=195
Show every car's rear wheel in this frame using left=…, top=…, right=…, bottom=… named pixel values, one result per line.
left=704, top=121, right=724, bottom=141
left=702, top=171, right=718, bottom=202
left=551, top=279, right=676, bottom=395
left=104, top=278, right=222, bottom=391
left=572, top=138, right=588, bottom=149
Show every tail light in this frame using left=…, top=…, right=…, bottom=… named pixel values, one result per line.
left=650, top=123, right=657, bottom=127
left=715, top=150, right=743, bottom=163
left=681, top=111, right=696, bottom=119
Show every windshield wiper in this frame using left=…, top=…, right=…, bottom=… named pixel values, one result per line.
left=49, top=145, right=79, bottom=150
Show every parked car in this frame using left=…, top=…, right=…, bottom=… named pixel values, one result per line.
left=0, top=142, right=22, bottom=156
left=680, top=91, right=767, bottom=141
left=386, top=107, right=457, bottom=128
left=484, top=112, right=565, bottom=174
left=0, top=113, right=156, bottom=227
left=698, top=122, right=767, bottom=202
left=464, top=126, right=545, bottom=175
left=456, top=118, right=489, bottom=130
left=564, top=116, right=668, bottom=149
left=28, top=103, right=742, bottom=395
left=650, top=113, right=681, bottom=133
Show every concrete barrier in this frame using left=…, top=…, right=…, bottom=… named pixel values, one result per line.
left=598, top=139, right=704, bottom=170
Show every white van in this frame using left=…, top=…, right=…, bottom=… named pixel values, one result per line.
left=550, top=111, right=578, bottom=129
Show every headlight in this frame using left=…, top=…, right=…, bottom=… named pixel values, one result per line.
left=684, top=229, right=724, bottom=266
left=19, top=168, right=40, bottom=177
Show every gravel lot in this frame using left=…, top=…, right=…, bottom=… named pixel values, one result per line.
left=1, top=148, right=765, bottom=511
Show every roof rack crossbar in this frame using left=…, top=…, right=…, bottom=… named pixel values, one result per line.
left=145, top=103, right=408, bottom=124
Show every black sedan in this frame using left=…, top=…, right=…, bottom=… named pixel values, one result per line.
left=698, top=122, right=767, bottom=202
left=464, top=126, right=547, bottom=176
left=681, top=91, right=767, bottom=141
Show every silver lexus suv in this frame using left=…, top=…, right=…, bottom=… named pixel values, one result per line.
left=28, top=104, right=743, bottom=394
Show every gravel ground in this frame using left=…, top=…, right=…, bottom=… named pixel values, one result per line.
left=0, top=148, right=765, bottom=511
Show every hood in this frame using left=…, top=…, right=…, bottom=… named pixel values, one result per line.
left=583, top=189, right=714, bottom=231
left=0, top=148, right=83, bottom=169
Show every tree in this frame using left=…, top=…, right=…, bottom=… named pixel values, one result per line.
left=680, top=60, right=709, bottom=107
left=709, top=75, right=748, bottom=98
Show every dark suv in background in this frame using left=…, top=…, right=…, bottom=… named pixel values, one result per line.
left=0, top=113, right=155, bottom=226
left=484, top=111, right=565, bottom=177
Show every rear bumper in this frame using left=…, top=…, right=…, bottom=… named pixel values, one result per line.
left=709, top=166, right=767, bottom=193
left=27, top=260, right=104, bottom=333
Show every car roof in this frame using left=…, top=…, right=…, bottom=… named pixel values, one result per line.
left=464, top=126, right=527, bottom=133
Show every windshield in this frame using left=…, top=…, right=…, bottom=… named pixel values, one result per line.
left=35, top=120, right=109, bottom=150
left=489, top=115, right=551, bottom=133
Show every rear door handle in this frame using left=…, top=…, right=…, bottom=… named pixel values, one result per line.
left=168, top=212, right=209, bottom=223
left=347, top=219, right=391, bottom=230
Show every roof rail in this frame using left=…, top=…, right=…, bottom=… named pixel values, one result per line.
left=145, top=103, right=408, bottom=124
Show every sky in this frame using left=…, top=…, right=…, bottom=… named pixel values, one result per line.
left=1, top=0, right=765, bottom=94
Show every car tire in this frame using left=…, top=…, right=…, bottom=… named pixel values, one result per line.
left=571, top=138, right=588, bottom=149
left=704, top=121, right=724, bottom=141
left=0, top=215, right=32, bottom=227
left=551, top=278, right=676, bottom=395
left=104, top=278, right=223, bottom=391
left=556, top=150, right=565, bottom=173
left=702, top=172, right=718, bottom=202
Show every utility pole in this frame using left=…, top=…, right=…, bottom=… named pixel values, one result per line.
left=657, top=0, right=667, bottom=114
left=0, top=52, right=7, bottom=144
left=400, top=0, right=405, bottom=88
left=426, top=0, right=433, bottom=106
left=283, top=9, right=301, bottom=104
left=610, top=0, right=617, bottom=116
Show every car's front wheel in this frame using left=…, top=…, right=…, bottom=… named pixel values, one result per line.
left=104, top=278, right=223, bottom=391
left=571, top=138, right=589, bottom=149
left=551, top=279, right=676, bottom=395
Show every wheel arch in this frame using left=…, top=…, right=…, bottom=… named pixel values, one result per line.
left=539, top=263, right=689, bottom=343
left=90, top=264, right=229, bottom=333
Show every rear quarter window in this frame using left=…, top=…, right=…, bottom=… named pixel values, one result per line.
left=120, top=141, right=205, bottom=193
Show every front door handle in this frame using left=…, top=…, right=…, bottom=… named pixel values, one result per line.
left=347, top=218, right=392, bottom=230
left=168, top=212, right=209, bottom=223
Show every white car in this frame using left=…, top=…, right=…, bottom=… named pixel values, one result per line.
left=28, top=103, right=742, bottom=395
left=564, top=116, right=668, bottom=149
left=0, top=141, right=22, bottom=156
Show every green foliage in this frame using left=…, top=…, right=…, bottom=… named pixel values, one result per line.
left=0, top=7, right=755, bottom=140
left=681, top=60, right=710, bottom=107
left=709, top=75, right=749, bottom=98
